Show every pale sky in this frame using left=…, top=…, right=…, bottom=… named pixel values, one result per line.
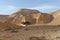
left=0, top=0, right=60, bottom=15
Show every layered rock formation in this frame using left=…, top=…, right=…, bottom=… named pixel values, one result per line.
left=6, top=9, right=53, bottom=26
left=1, top=9, right=60, bottom=26
left=48, top=10, right=60, bottom=25
left=38, top=13, right=54, bottom=24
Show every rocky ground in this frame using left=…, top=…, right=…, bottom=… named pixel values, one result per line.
left=0, top=25, right=60, bottom=40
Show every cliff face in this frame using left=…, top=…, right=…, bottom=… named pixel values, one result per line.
left=38, top=13, right=54, bottom=24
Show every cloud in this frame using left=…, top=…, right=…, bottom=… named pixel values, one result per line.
left=0, top=5, right=19, bottom=15
left=5, top=5, right=17, bottom=11
left=31, top=5, right=59, bottom=10
left=30, top=5, right=60, bottom=12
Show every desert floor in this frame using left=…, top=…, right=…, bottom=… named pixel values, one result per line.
left=0, top=25, right=60, bottom=40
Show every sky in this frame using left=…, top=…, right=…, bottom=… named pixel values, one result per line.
left=0, top=0, right=60, bottom=15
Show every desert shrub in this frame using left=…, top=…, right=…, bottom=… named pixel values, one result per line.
left=4, top=26, right=13, bottom=31
left=40, top=36, right=47, bottom=40
left=4, top=26, right=18, bottom=33
left=57, top=25, right=60, bottom=27
left=29, top=37, right=40, bottom=40
left=56, top=36, right=60, bottom=38
left=24, top=28, right=29, bottom=31
left=29, top=36, right=47, bottom=40
left=11, top=30, right=18, bottom=33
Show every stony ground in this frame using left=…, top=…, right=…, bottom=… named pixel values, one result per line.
left=0, top=25, right=60, bottom=40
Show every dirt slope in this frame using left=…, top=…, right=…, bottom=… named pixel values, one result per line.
left=49, top=10, right=60, bottom=25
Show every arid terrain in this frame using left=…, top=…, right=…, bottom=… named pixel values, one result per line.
left=0, top=25, right=60, bottom=40
left=0, top=9, right=60, bottom=40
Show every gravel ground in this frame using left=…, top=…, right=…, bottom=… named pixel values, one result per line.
left=0, top=25, right=60, bottom=40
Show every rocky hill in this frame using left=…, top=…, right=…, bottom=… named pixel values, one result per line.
left=1, top=9, right=60, bottom=26
left=4, top=9, right=40, bottom=25
left=6, top=9, right=54, bottom=26
left=48, top=10, right=60, bottom=25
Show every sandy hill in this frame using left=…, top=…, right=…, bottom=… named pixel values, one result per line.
left=5, top=9, right=41, bottom=25
left=6, top=9, right=53, bottom=26
left=48, top=10, right=60, bottom=25
left=0, top=9, right=60, bottom=26
left=51, top=9, right=60, bottom=18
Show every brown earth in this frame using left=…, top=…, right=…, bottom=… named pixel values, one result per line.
left=48, top=9, right=60, bottom=25
left=0, top=9, right=60, bottom=40
left=0, top=25, right=60, bottom=40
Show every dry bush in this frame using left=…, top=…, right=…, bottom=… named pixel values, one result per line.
left=29, top=36, right=47, bottom=40
left=4, top=26, right=19, bottom=33
left=29, top=37, right=40, bottom=40
left=4, top=26, right=13, bottom=31
left=40, top=36, right=47, bottom=40
left=11, top=30, right=18, bottom=33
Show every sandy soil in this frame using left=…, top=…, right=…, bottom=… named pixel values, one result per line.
left=0, top=25, right=60, bottom=40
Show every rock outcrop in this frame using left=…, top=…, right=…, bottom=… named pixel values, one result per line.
left=49, top=10, right=60, bottom=25
left=0, top=9, right=58, bottom=26
left=5, top=9, right=40, bottom=25
left=38, top=13, right=54, bottom=24
left=12, top=9, right=40, bottom=16
left=6, top=9, right=54, bottom=26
